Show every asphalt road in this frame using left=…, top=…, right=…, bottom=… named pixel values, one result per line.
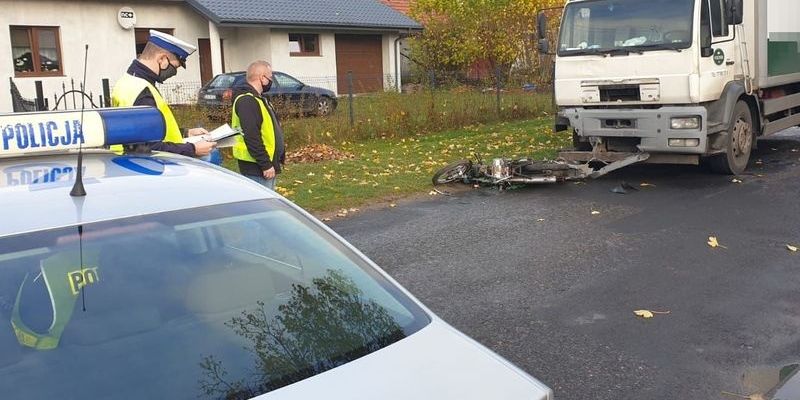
left=329, top=128, right=800, bottom=400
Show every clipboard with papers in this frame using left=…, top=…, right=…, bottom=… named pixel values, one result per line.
left=184, top=124, right=241, bottom=148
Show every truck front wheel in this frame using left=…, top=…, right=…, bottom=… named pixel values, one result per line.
left=709, top=101, right=753, bottom=175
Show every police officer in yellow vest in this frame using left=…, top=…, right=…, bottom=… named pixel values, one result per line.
left=111, top=30, right=215, bottom=157
left=231, top=61, right=285, bottom=189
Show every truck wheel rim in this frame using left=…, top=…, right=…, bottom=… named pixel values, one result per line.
left=732, top=118, right=752, bottom=159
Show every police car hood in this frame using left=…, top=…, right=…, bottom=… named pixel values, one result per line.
left=259, top=319, right=553, bottom=400
left=0, top=152, right=276, bottom=237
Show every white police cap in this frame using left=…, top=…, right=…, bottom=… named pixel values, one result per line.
left=148, top=30, right=196, bottom=67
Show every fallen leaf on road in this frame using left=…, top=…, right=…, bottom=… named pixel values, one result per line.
left=322, top=218, right=331, bottom=222
left=708, top=236, right=727, bottom=249
left=634, top=309, right=670, bottom=319
left=732, top=178, right=743, bottom=184
left=788, top=244, right=798, bottom=252
left=389, top=203, right=397, bottom=208
left=536, top=218, right=545, bottom=222
left=640, top=182, right=656, bottom=187
left=428, top=190, right=439, bottom=196
left=473, top=184, right=480, bottom=189
left=591, top=210, right=600, bottom=215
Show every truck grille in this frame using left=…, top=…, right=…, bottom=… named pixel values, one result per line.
left=599, top=85, right=640, bottom=102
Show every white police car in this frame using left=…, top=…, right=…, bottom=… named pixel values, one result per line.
left=0, top=108, right=553, bottom=399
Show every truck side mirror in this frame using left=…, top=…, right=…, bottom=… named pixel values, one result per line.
left=538, top=39, right=550, bottom=54
left=536, top=12, right=548, bottom=40
left=726, top=0, right=743, bottom=25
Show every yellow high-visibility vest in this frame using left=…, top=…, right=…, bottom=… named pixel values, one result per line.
left=110, top=74, right=181, bottom=153
left=231, top=93, right=275, bottom=163
left=11, top=251, right=100, bottom=350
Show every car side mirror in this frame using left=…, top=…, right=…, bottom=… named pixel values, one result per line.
left=701, top=47, right=714, bottom=58
left=726, top=0, right=743, bottom=25
left=538, top=39, right=550, bottom=54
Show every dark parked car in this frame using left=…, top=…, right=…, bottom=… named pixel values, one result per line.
left=197, top=71, right=337, bottom=116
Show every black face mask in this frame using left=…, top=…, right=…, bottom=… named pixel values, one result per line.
left=262, top=78, right=273, bottom=93
left=158, top=63, right=178, bottom=83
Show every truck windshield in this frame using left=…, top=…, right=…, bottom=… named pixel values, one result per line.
left=0, top=199, right=428, bottom=399
left=558, top=0, right=695, bottom=56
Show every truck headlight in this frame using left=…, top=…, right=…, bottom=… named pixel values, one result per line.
left=670, top=117, right=701, bottom=130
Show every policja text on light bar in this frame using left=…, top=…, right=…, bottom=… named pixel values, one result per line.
left=0, top=107, right=166, bottom=158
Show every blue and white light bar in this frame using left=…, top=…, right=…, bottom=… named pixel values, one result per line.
left=0, top=107, right=165, bottom=158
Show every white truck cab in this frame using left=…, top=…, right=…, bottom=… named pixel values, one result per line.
left=543, top=0, right=800, bottom=174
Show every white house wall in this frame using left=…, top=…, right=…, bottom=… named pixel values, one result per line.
left=0, top=0, right=210, bottom=111
left=383, top=34, right=400, bottom=91
left=220, top=26, right=272, bottom=73
left=270, top=31, right=338, bottom=93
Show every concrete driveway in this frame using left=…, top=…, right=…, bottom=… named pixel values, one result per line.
left=329, top=128, right=800, bottom=400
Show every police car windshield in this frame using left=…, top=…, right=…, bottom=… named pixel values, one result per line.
left=0, top=200, right=428, bottom=399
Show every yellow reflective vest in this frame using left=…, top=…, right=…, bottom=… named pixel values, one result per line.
left=231, top=93, right=276, bottom=163
left=110, top=74, right=182, bottom=153
left=11, top=251, right=100, bottom=350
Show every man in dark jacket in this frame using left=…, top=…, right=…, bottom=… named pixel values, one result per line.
left=111, top=30, right=215, bottom=157
left=230, top=61, right=285, bottom=189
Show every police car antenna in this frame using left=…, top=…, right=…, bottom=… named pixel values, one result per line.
left=69, top=44, right=89, bottom=197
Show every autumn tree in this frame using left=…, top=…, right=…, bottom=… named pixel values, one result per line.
left=409, top=0, right=565, bottom=85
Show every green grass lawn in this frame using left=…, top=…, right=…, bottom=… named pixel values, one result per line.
left=174, top=89, right=552, bottom=148
left=222, top=118, right=570, bottom=212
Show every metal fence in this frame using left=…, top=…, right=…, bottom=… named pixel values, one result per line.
left=156, top=81, right=203, bottom=105
left=155, top=73, right=399, bottom=105
left=8, top=66, right=553, bottom=113
left=8, top=77, right=111, bottom=112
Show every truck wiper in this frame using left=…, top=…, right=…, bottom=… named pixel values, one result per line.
left=623, top=44, right=684, bottom=53
left=564, top=48, right=610, bottom=57
left=566, top=48, right=642, bottom=57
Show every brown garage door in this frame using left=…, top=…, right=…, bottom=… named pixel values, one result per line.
left=335, top=34, right=383, bottom=94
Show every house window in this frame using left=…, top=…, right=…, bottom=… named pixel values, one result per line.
left=135, top=28, right=175, bottom=57
left=10, top=26, right=63, bottom=77
left=289, top=34, right=320, bottom=56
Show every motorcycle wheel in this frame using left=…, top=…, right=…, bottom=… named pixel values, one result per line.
left=432, top=160, right=473, bottom=185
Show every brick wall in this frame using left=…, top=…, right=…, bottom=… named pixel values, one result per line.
left=380, top=0, right=411, bottom=15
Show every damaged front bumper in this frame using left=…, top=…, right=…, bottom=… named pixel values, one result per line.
left=561, top=106, right=709, bottom=155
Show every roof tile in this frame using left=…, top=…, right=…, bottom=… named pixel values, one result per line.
left=188, top=0, right=422, bottom=30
